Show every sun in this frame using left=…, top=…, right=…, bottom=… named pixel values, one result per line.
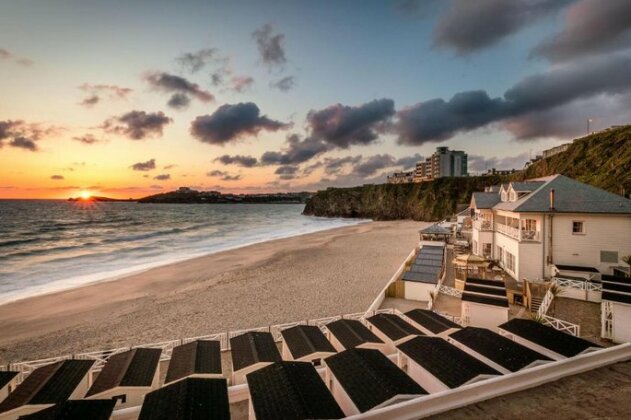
left=80, top=190, right=92, bottom=200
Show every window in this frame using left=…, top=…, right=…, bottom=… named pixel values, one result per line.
left=483, top=243, right=492, bottom=257
left=505, top=251, right=516, bottom=273
left=572, top=221, right=584, bottom=234
left=601, top=251, right=619, bottom=264
left=523, top=219, right=537, bottom=231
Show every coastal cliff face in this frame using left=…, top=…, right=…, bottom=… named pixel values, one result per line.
left=302, top=176, right=506, bottom=221
left=303, top=126, right=631, bottom=221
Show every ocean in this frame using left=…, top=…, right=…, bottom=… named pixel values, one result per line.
left=0, top=200, right=366, bottom=304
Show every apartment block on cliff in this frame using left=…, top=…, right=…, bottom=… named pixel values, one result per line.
left=470, top=175, right=631, bottom=282
left=414, top=147, right=468, bottom=182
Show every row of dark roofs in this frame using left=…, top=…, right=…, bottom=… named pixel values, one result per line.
left=601, top=275, right=631, bottom=305
left=462, top=277, right=509, bottom=308
left=402, top=245, right=445, bottom=284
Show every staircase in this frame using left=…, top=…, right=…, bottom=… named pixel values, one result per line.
left=530, top=296, right=543, bottom=312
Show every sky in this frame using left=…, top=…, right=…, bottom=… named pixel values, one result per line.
left=1, top=0, right=630, bottom=199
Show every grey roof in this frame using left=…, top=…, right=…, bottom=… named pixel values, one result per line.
left=230, top=332, right=282, bottom=372
left=20, top=400, right=116, bottom=420
left=165, top=340, right=222, bottom=384
left=494, top=175, right=631, bottom=214
left=471, top=192, right=501, bottom=209
left=510, top=181, right=545, bottom=192
left=281, top=325, right=336, bottom=360
left=419, top=224, right=451, bottom=235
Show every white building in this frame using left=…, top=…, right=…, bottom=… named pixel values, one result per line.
left=470, top=175, right=631, bottom=282
left=601, top=275, right=631, bottom=343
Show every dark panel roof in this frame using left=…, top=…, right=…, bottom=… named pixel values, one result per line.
left=401, top=271, right=439, bottom=284
left=404, top=309, right=460, bottom=334
left=0, top=371, right=18, bottom=389
left=230, top=332, right=282, bottom=372
left=165, top=340, right=222, bottom=384
left=449, top=327, right=551, bottom=372
left=411, top=259, right=443, bottom=268
left=326, top=319, right=383, bottom=350
left=464, top=283, right=507, bottom=297
left=280, top=325, right=336, bottom=360
left=139, top=378, right=230, bottom=420
left=19, top=399, right=116, bottom=420
left=466, top=278, right=505, bottom=288
left=462, top=292, right=509, bottom=308
left=408, top=265, right=441, bottom=275
left=416, top=253, right=444, bottom=261
left=419, top=224, right=451, bottom=235
left=325, top=348, right=426, bottom=413
left=419, top=247, right=445, bottom=254
left=86, top=348, right=161, bottom=396
left=247, top=362, right=344, bottom=420
left=366, top=314, right=423, bottom=341
left=397, top=337, right=499, bottom=388
left=499, top=319, right=601, bottom=357
left=602, top=274, right=631, bottom=283
left=555, top=264, right=600, bottom=273
left=0, top=360, right=94, bottom=414
left=601, top=281, right=631, bottom=294
left=602, top=291, right=631, bottom=305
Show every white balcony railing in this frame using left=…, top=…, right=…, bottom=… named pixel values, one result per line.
left=496, top=223, right=540, bottom=242
left=473, top=219, right=492, bottom=231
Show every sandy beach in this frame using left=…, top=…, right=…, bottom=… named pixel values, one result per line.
left=0, top=220, right=426, bottom=364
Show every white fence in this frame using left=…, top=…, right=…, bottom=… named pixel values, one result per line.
left=439, top=285, right=463, bottom=298
left=535, top=281, right=581, bottom=336
left=554, top=276, right=602, bottom=303
left=4, top=308, right=398, bottom=385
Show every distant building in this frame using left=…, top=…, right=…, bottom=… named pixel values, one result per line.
left=414, top=147, right=468, bottom=182
left=541, top=144, right=570, bottom=160
left=387, top=171, right=414, bottom=184
left=482, top=168, right=517, bottom=176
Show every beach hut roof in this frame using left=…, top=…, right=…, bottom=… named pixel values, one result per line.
left=602, top=276, right=631, bottom=305
left=449, top=327, right=551, bottom=372
left=397, top=336, right=499, bottom=388
left=0, top=371, right=18, bottom=390
left=247, top=362, right=344, bottom=420
left=499, top=319, right=601, bottom=358
left=325, top=348, right=426, bottom=413
left=0, top=360, right=94, bottom=414
left=366, top=314, right=423, bottom=342
left=280, top=325, right=336, bottom=360
left=230, top=332, right=282, bottom=372
left=463, top=283, right=507, bottom=297
left=19, top=399, right=116, bottom=420
left=461, top=292, right=509, bottom=308
left=165, top=340, right=222, bottom=384
left=404, top=309, right=460, bottom=334
left=86, top=348, right=161, bottom=397
left=326, top=319, right=383, bottom=349
left=418, top=224, right=451, bottom=235
left=138, top=378, right=230, bottom=420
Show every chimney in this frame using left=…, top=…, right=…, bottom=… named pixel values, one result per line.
left=549, top=188, right=556, bottom=211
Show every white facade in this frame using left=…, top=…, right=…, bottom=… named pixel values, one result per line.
left=0, top=377, right=17, bottom=405
left=606, top=301, right=631, bottom=343
left=462, top=301, right=509, bottom=330
left=403, top=281, right=435, bottom=302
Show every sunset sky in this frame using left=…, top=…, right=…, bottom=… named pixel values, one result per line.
left=1, top=0, right=630, bottom=199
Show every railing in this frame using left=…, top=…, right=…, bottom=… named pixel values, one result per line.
left=495, top=223, right=540, bottom=242
left=473, top=220, right=492, bottom=231
left=601, top=300, right=614, bottom=340
left=540, top=315, right=581, bottom=336
left=536, top=288, right=554, bottom=318
left=555, top=277, right=602, bottom=292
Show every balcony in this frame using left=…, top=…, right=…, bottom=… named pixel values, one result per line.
left=473, top=219, right=492, bottom=231
left=496, top=223, right=540, bottom=242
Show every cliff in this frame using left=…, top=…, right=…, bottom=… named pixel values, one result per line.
left=304, top=125, right=631, bottom=221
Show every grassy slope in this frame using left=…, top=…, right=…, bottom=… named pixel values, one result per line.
left=304, top=126, right=631, bottom=221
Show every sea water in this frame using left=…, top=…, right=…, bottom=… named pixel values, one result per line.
left=0, top=200, right=366, bottom=304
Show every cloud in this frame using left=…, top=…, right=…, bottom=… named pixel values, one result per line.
left=0, top=120, right=59, bottom=151
left=154, top=174, right=171, bottom=181
left=354, top=154, right=398, bottom=177
left=102, top=111, right=172, bottom=140
left=395, top=153, right=424, bottom=170
left=78, top=83, right=132, bottom=108
left=131, top=159, right=156, bottom=171
left=176, top=48, right=218, bottom=73
left=275, top=165, right=300, bottom=180
left=50, top=175, right=64, bottom=180
left=163, top=164, right=177, bottom=170
left=190, top=102, right=289, bottom=145
left=167, top=93, right=191, bottom=109
left=207, top=170, right=241, bottom=181
left=307, top=99, right=395, bottom=148
left=230, top=76, right=254, bottom=93
left=0, top=48, right=34, bottom=66
left=260, top=134, right=330, bottom=166
left=270, top=76, right=295, bottom=92
left=434, top=0, right=571, bottom=54
left=532, top=0, right=631, bottom=62
left=72, top=134, right=101, bottom=144
left=214, top=154, right=258, bottom=167
left=395, top=53, right=631, bottom=143
left=146, top=72, right=214, bottom=107
left=252, top=24, right=287, bottom=67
